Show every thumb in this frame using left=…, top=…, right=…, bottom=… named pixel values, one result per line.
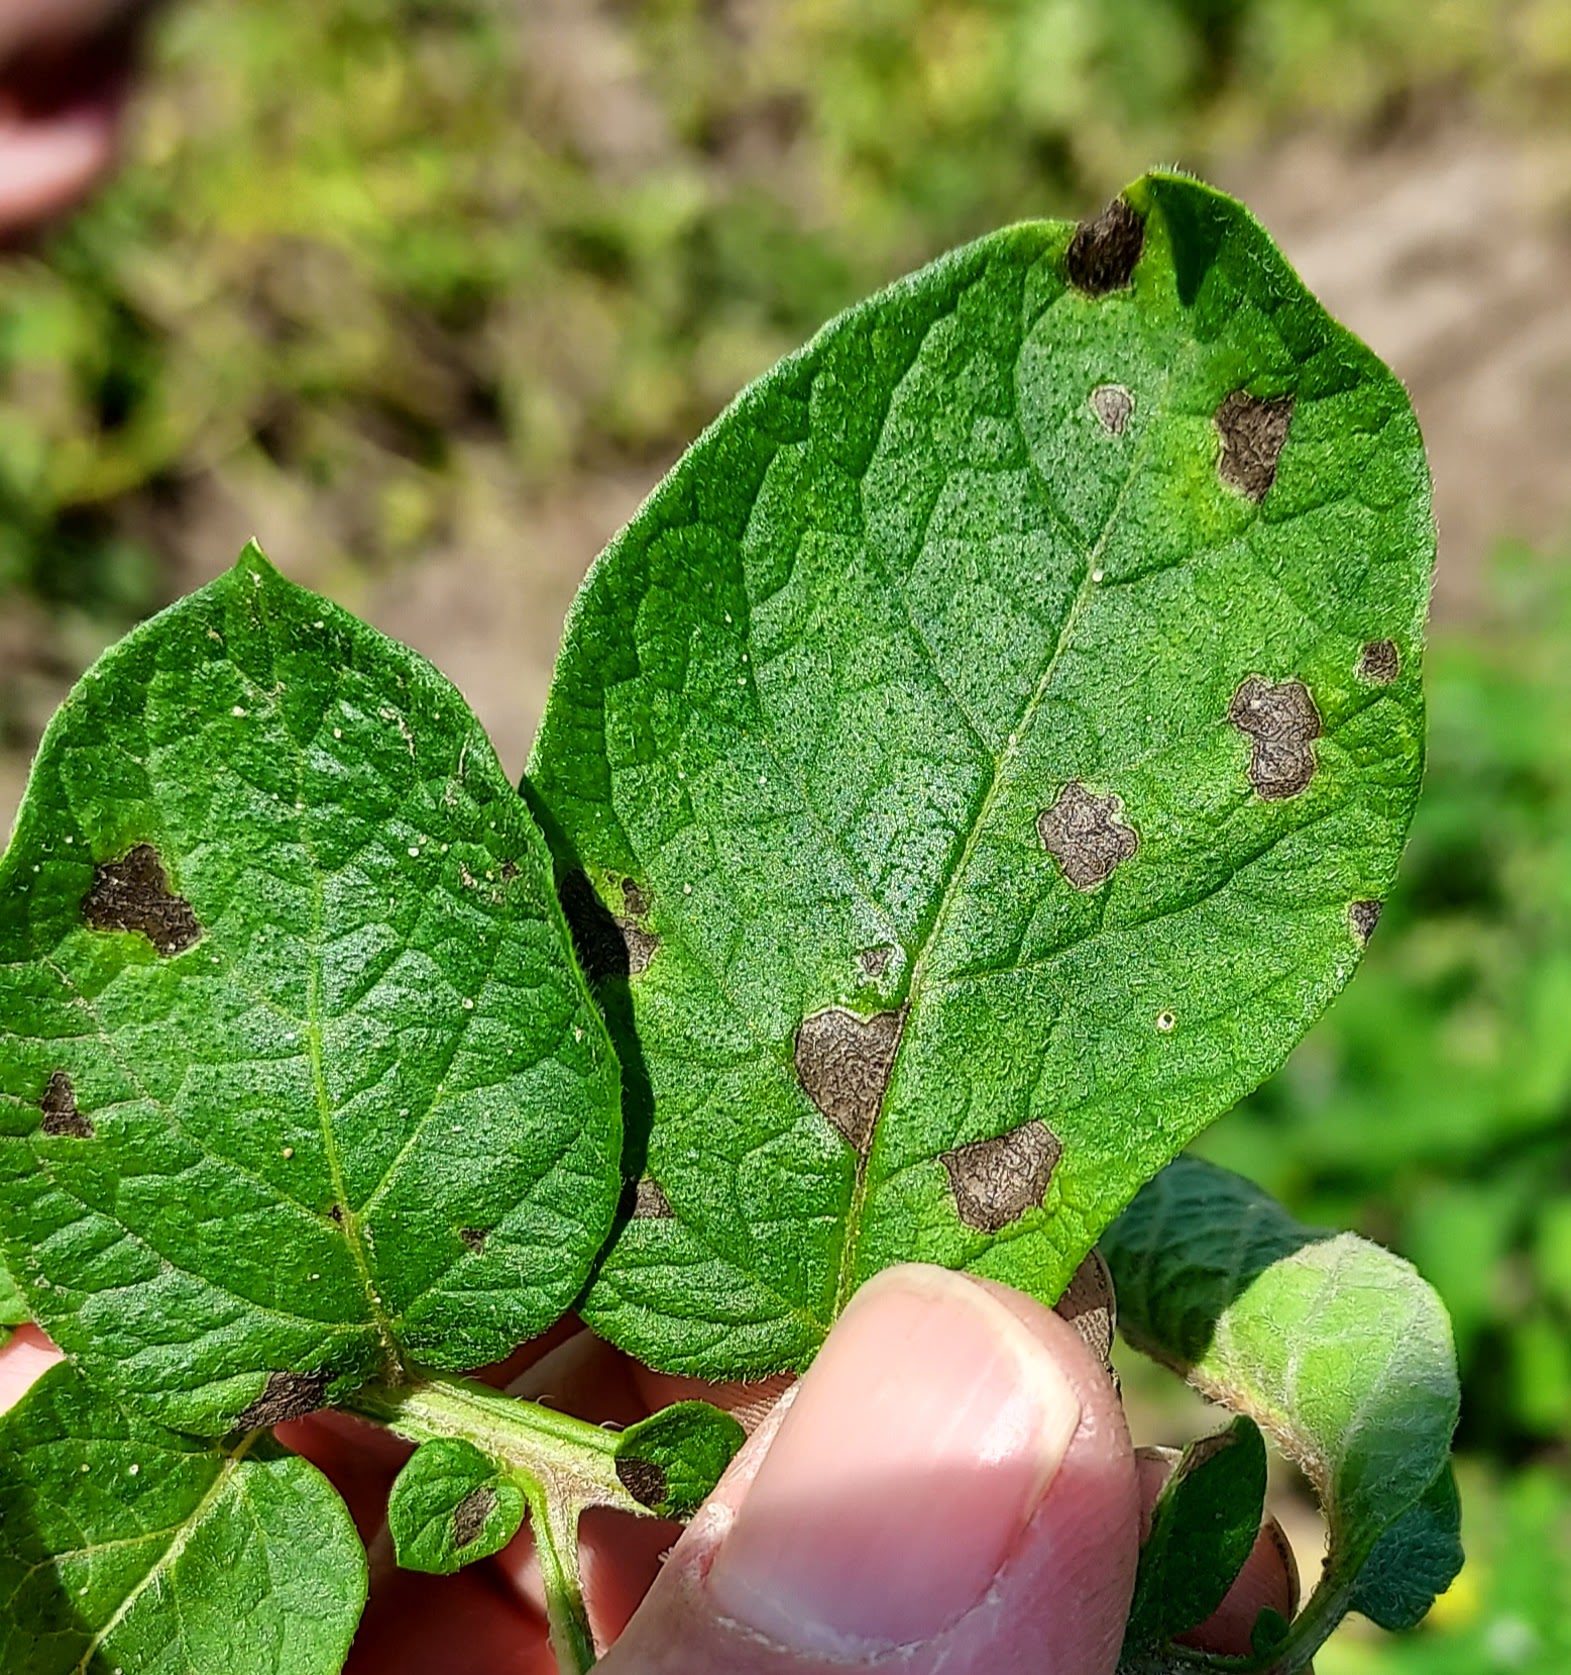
left=602, top=1263, right=1139, bottom=1675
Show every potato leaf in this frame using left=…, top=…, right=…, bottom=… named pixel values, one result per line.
left=1123, top=1415, right=1269, bottom=1655
left=386, top=1437, right=527, bottom=1575
left=0, top=546, right=622, bottom=1433
left=0, top=1360, right=365, bottom=1675
left=613, top=1401, right=747, bottom=1520
left=529, top=170, right=1434, bottom=1376
left=1104, top=1156, right=1461, bottom=1667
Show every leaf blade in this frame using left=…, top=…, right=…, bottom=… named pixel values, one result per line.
left=386, top=1437, right=527, bottom=1575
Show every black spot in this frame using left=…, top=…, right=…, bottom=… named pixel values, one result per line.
left=558, top=869, right=658, bottom=982
left=40, top=1071, right=93, bottom=1139
left=1066, top=198, right=1145, bottom=295
left=616, top=1455, right=668, bottom=1511
left=1214, top=391, right=1295, bottom=502
left=233, top=1369, right=331, bottom=1430
left=794, top=1007, right=906, bottom=1155
left=1090, top=384, right=1134, bottom=436
left=1054, top=1250, right=1116, bottom=1373
left=1358, top=640, right=1400, bottom=685
left=499, top=861, right=520, bottom=883
left=940, top=1120, right=1062, bottom=1233
left=1037, top=781, right=1139, bottom=890
left=83, top=844, right=203, bottom=956
left=328, top=1204, right=345, bottom=1225
left=1349, top=900, right=1383, bottom=942
left=452, top=1486, right=497, bottom=1549
left=1228, top=677, right=1322, bottom=800
left=632, top=1177, right=674, bottom=1220
left=460, top=1227, right=488, bottom=1253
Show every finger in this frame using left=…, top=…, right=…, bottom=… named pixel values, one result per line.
left=1132, top=1448, right=1300, bottom=1656
left=0, top=1324, right=62, bottom=1417
left=600, top=1263, right=1139, bottom=1675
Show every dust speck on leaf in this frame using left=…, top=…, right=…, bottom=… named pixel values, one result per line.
left=1358, top=640, right=1401, bottom=684
left=82, top=845, right=203, bottom=956
left=452, top=1486, right=497, bottom=1549
left=616, top=1455, right=668, bottom=1511
left=233, top=1369, right=331, bottom=1431
left=40, top=1071, right=93, bottom=1139
left=1228, top=676, right=1322, bottom=800
left=1214, top=391, right=1295, bottom=502
left=632, top=1177, right=674, bottom=1220
left=794, top=1007, right=906, bottom=1154
left=1090, top=384, right=1134, bottom=436
left=940, top=1120, right=1062, bottom=1234
left=1037, top=781, right=1139, bottom=890
left=1066, top=197, right=1145, bottom=295
left=1349, top=900, right=1383, bottom=942
left=1054, top=1249, right=1116, bottom=1372
left=459, top=1227, right=488, bottom=1253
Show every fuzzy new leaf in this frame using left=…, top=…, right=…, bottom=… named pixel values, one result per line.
left=386, top=1437, right=527, bottom=1575
left=613, top=1401, right=747, bottom=1520
left=0, top=546, right=622, bottom=1433
left=0, top=1361, right=366, bottom=1675
left=530, top=171, right=1434, bottom=1376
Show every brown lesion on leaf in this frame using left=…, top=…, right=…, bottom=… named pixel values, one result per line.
left=616, top=1455, right=668, bottom=1511
left=1054, top=1249, right=1116, bottom=1373
left=1066, top=198, right=1145, bottom=296
left=234, top=1369, right=331, bottom=1431
left=1090, top=383, right=1134, bottom=436
left=82, top=844, right=203, bottom=956
left=452, top=1485, right=497, bottom=1549
left=1228, top=677, right=1322, bottom=800
left=621, top=878, right=649, bottom=918
left=1214, top=391, right=1295, bottom=502
left=1358, top=640, right=1401, bottom=685
left=940, top=1120, right=1062, bottom=1234
left=40, top=1071, right=93, bottom=1139
left=559, top=869, right=659, bottom=982
left=794, top=1007, right=906, bottom=1155
left=499, top=861, right=520, bottom=884
left=1037, top=781, right=1139, bottom=890
left=327, top=1204, right=345, bottom=1225
left=632, top=1177, right=674, bottom=1220
left=858, top=945, right=894, bottom=980
left=1349, top=899, right=1383, bottom=942
left=459, top=1227, right=488, bottom=1253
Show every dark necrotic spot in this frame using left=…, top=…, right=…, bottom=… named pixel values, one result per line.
left=616, top=1455, right=668, bottom=1511
left=82, top=844, right=203, bottom=956
left=1066, top=197, right=1145, bottom=295
left=1214, top=391, right=1295, bottom=502
left=621, top=878, right=649, bottom=918
left=558, top=869, right=658, bottom=982
left=40, top=1071, right=93, bottom=1139
left=940, top=1120, right=1062, bottom=1234
left=328, top=1204, right=345, bottom=1225
left=1037, top=781, right=1139, bottom=890
left=632, top=1177, right=674, bottom=1220
left=1054, top=1249, right=1116, bottom=1372
left=1228, top=676, right=1322, bottom=800
left=452, top=1486, right=497, bottom=1549
left=1358, top=640, right=1401, bottom=685
left=858, top=945, right=893, bottom=979
left=499, top=861, right=520, bottom=883
left=234, top=1369, right=331, bottom=1431
left=1090, top=383, right=1134, bottom=436
left=1349, top=899, right=1383, bottom=942
left=794, top=1007, right=906, bottom=1155
left=460, top=1227, right=488, bottom=1253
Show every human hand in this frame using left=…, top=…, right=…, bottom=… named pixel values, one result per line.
left=0, top=0, right=161, bottom=238
left=0, top=1265, right=1294, bottom=1673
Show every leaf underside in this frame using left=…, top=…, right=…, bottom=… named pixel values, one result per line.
left=0, top=547, right=622, bottom=1434
left=1104, top=1157, right=1462, bottom=1647
left=0, top=1361, right=365, bottom=1675
left=528, top=169, right=1435, bottom=1377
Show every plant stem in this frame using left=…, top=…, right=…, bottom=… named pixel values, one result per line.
left=524, top=1477, right=598, bottom=1674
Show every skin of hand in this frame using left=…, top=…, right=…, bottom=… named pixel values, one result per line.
left=0, top=0, right=161, bottom=238
left=0, top=1263, right=1294, bottom=1674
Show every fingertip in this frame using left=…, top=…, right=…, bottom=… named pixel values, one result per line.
left=0, top=1324, right=62, bottom=1416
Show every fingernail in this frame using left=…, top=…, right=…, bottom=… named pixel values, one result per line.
left=706, top=1264, right=1083, bottom=1654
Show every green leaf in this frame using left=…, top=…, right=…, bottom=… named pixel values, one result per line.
left=1104, top=1156, right=1461, bottom=1663
left=528, top=169, right=1434, bottom=1376
left=0, top=1254, right=25, bottom=1343
left=1124, top=1415, right=1269, bottom=1654
left=613, top=1400, right=747, bottom=1520
left=386, top=1437, right=527, bottom=1575
left=0, top=1360, right=366, bottom=1675
left=0, top=544, right=622, bottom=1433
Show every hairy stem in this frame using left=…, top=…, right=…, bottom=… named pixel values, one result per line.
left=524, top=1477, right=598, bottom=1674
